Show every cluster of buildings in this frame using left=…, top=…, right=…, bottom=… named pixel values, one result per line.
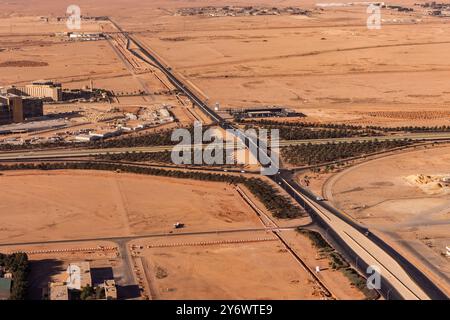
left=382, top=4, right=414, bottom=12
left=68, top=32, right=106, bottom=42
left=417, top=2, right=450, bottom=16
left=47, top=262, right=117, bottom=300
left=74, top=107, right=175, bottom=142
left=230, top=107, right=305, bottom=120
left=55, top=32, right=106, bottom=42
left=0, top=81, right=63, bottom=125
left=176, top=6, right=310, bottom=17
left=0, top=267, right=13, bottom=300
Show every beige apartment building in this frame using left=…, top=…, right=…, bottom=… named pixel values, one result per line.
left=9, top=80, right=62, bottom=102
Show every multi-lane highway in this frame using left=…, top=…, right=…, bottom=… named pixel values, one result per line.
left=2, top=132, right=450, bottom=161
left=276, top=175, right=427, bottom=299
left=2, top=18, right=446, bottom=300
left=103, top=26, right=446, bottom=298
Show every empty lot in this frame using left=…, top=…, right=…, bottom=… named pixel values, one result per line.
left=0, top=170, right=262, bottom=243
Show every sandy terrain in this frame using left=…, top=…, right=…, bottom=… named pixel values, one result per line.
left=109, top=1, right=450, bottom=127
left=281, top=230, right=366, bottom=300
left=0, top=1, right=447, bottom=128
left=324, top=145, right=450, bottom=295
left=1, top=1, right=448, bottom=128
left=0, top=170, right=262, bottom=243
left=129, top=232, right=323, bottom=300
left=0, top=0, right=448, bottom=300
left=0, top=37, right=126, bottom=86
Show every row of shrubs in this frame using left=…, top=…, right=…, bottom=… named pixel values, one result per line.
left=297, top=229, right=379, bottom=300
left=282, top=140, right=413, bottom=166
left=97, top=150, right=236, bottom=167
left=0, top=125, right=205, bottom=152
left=241, top=119, right=450, bottom=133
left=244, top=123, right=380, bottom=140
left=98, top=151, right=174, bottom=163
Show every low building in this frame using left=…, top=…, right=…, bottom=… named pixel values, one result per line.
left=8, top=80, right=62, bottom=102
left=104, top=280, right=117, bottom=300
left=68, top=32, right=106, bottom=41
left=75, top=134, right=98, bottom=142
left=88, top=128, right=122, bottom=139
left=231, top=107, right=305, bottom=119
left=66, top=262, right=92, bottom=291
left=49, top=282, right=69, bottom=300
left=0, top=278, right=12, bottom=300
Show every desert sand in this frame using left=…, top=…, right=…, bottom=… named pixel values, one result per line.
left=324, top=145, right=450, bottom=295
left=130, top=233, right=323, bottom=300
left=0, top=170, right=262, bottom=243
left=1, top=0, right=449, bottom=127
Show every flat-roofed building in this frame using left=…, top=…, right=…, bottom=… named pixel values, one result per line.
left=104, top=280, right=117, bottom=300
left=49, top=282, right=69, bottom=300
left=9, top=80, right=62, bottom=102
left=66, top=262, right=92, bottom=291
left=0, top=278, right=12, bottom=300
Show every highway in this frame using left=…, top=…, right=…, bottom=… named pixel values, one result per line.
left=124, top=28, right=447, bottom=298
left=277, top=172, right=448, bottom=299
left=75, top=20, right=450, bottom=299
left=2, top=132, right=450, bottom=161
left=2, top=18, right=446, bottom=300
left=276, top=175, right=428, bottom=300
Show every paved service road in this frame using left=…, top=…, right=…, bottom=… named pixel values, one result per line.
left=2, top=132, right=450, bottom=161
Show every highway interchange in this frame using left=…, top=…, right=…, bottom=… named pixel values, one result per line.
left=0, top=18, right=448, bottom=300
left=111, top=26, right=447, bottom=300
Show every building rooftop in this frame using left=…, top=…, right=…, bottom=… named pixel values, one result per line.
left=67, top=261, right=92, bottom=290
left=49, top=282, right=69, bottom=300
left=104, top=280, right=118, bottom=300
left=0, top=278, right=12, bottom=300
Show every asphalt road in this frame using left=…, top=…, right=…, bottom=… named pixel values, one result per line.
left=276, top=172, right=448, bottom=300
left=2, top=18, right=447, bottom=300
left=0, top=226, right=295, bottom=248
left=2, top=132, right=450, bottom=161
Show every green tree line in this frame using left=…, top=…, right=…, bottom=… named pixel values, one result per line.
left=0, top=252, right=29, bottom=300
left=282, top=140, right=412, bottom=166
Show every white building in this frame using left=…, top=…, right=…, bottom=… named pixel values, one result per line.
left=66, top=262, right=92, bottom=291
